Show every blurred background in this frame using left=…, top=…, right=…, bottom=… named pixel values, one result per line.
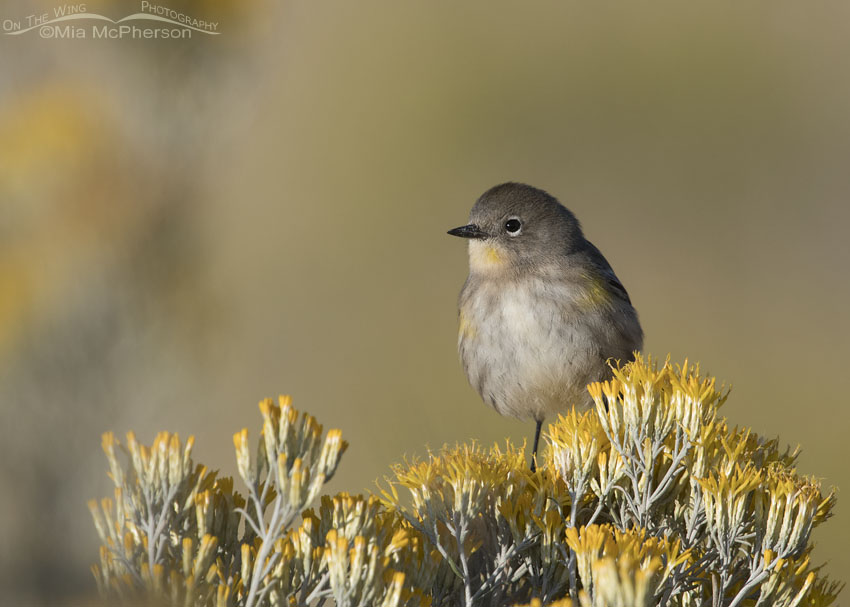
left=1, top=0, right=848, bottom=603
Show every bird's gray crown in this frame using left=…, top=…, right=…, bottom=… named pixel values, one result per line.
left=467, top=182, right=587, bottom=265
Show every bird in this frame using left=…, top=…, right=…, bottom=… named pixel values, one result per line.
left=448, top=182, right=643, bottom=471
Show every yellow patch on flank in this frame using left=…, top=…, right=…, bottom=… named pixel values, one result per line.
left=468, top=240, right=506, bottom=272
left=458, top=309, right=477, bottom=340
left=578, top=274, right=612, bottom=310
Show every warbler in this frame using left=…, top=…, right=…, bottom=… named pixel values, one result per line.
left=448, top=182, right=643, bottom=470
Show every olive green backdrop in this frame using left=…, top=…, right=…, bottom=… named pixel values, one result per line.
left=1, top=0, right=847, bottom=602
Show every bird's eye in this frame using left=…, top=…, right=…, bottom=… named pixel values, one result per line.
left=504, top=218, right=522, bottom=235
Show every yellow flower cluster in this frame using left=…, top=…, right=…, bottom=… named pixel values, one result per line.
left=90, top=397, right=435, bottom=607
left=251, top=492, right=432, bottom=607
left=89, top=430, right=234, bottom=605
left=89, top=358, right=841, bottom=607
left=382, top=443, right=572, bottom=605
left=564, top=525, right=689, bottom=607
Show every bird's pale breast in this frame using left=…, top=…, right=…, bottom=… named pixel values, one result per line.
left=458, top=274, right=627, bottom=421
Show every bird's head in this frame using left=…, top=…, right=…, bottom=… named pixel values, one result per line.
left=448, top=182, right=585, bottom=274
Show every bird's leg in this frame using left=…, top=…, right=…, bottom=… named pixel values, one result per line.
left=530, top=419, right=543, bottom=472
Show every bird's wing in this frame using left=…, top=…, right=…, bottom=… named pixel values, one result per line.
left=582, top=242, right=633, bottom=305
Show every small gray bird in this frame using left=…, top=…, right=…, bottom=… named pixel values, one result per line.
left=448, top=183, right=643, bottom=470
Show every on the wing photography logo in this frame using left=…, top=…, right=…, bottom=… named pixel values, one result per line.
left=2, top=2, right=219, bottom=39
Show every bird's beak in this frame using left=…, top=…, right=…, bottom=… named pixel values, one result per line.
left=447, top=224, right=489, bottom=239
